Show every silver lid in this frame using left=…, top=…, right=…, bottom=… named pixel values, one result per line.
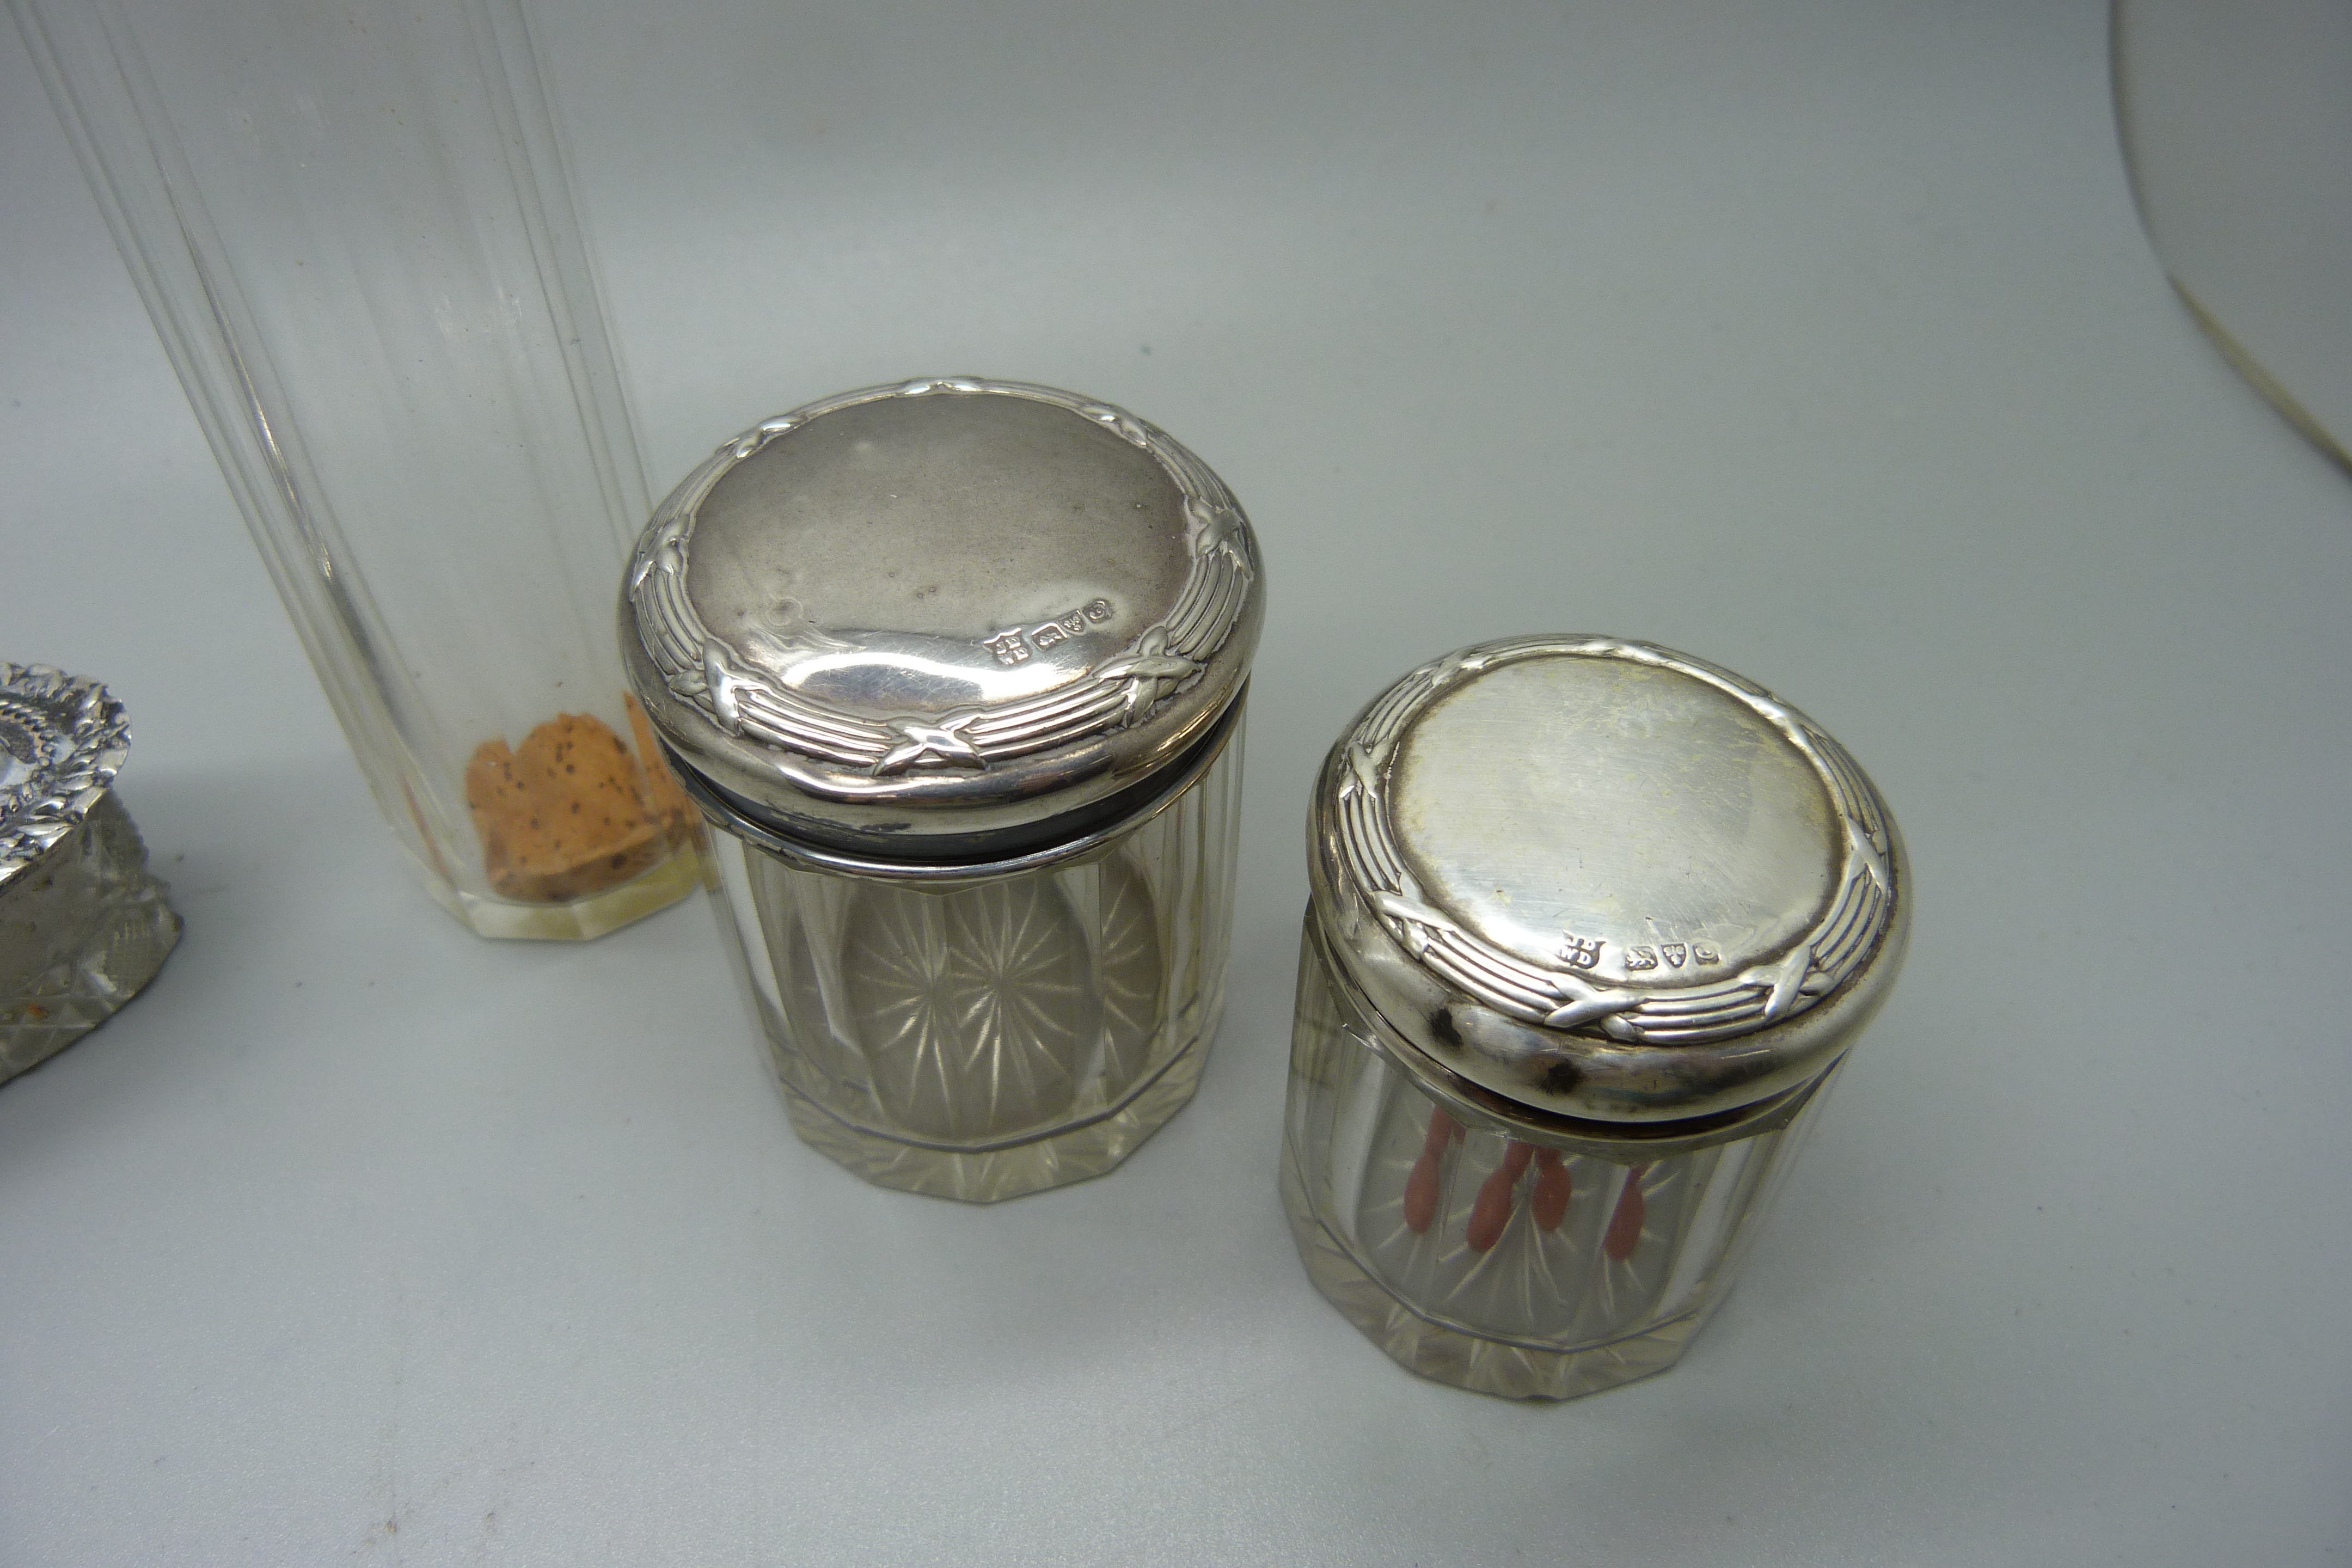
left=621, top=377, right=1263, bottom=857
left=1309, top=636, right=1908, bottom=1126
left=1, top=664, right=132, bottom=893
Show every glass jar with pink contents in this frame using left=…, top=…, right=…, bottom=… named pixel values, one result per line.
left=1283, top=636, right=1908, bottom=1399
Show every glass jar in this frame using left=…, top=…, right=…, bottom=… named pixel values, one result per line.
left=1, top=665, right=181, bottom=1083
left=1284, top=637, right=1908, bottom=1398
left=623, top=378, right=1264, bottom=1202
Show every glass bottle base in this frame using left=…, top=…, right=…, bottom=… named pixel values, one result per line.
left=430, top=840, right=708, bottom=941
left=775, top=1012, right=1217, bottom=1203
left=1281, top=1148, right=1710, bottom=1400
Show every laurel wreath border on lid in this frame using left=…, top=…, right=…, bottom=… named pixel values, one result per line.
left=627, top=378, right=1257, bottom=777
left=1330, top=636, right=1897, bottom=1046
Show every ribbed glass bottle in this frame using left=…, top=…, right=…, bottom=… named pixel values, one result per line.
left=11, top=0, right=703, bottom=939
left=709, top=715, right=1244, bottom=1203
left=1282, top=918, right=1834, bottom=1400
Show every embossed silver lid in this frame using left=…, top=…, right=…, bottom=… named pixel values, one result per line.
left=1, top=664, right=131, bottom=892
left=622, top=378, right=1263, bottom=859
left=1309, top=636, right=1908, bottom=1126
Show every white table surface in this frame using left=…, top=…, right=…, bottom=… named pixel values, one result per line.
left=4, top=1, right=2349, bottom=1562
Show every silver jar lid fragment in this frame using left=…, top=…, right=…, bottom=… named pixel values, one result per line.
left=622, top=377, right=1263, bottom=859
left=1309, top=636, right=1908, bottom=1126
left=2, top=663, right=181, bottom=1083
left=3, top=664, right=131, bottom=891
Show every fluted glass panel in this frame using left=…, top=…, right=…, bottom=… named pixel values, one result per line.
left=1282, top=920, right=1829, bottom=1399
left=10, top=0, right=703, bottom=938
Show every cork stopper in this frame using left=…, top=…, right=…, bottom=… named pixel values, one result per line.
left=464, top=701, right=694, bottom=903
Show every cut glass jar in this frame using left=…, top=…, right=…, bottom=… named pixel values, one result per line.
left=622, top=378, right=1263, bottom=1202
left=1, top=665, right=181, bottom=1083
left=1285, top=636, right=1908, bottom=1398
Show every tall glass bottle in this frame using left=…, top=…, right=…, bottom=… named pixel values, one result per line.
left=11, top=0, right=703, bottom=937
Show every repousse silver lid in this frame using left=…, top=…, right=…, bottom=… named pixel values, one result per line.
left=1309, top=636, right=1909, bottom=1126
left=621, top=378, right=1263, bottom=859
left=1, top=664, right=130, bottom=892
